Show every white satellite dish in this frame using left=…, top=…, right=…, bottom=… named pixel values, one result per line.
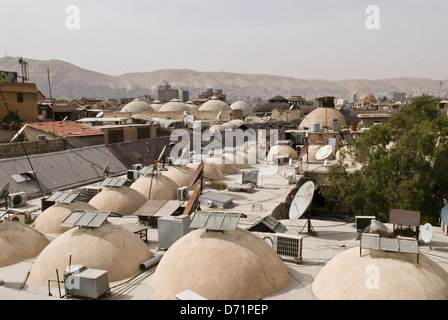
left=289, top=181, right=315, bottom=220
left=421, top=223, right=434, bottom=244
left=96, top=111, right=104, bottom=118
left=315, top=145, right=333, bottom=161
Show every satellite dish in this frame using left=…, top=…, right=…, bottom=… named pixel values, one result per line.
left=315, top=145, right=333, bottom=161
left=289, top=158, right=293, bottom=166
left=289, top=181, right=315, bottom=220
left=421, top=223, right=434, bottom=244
left=62, top=116, right=69, bottom=121
left=0, top=183, right=10, bottom=199
left=96, top=111, right=104, bottom=118
left=441, top=203, right=448, bottom=226
left=279, top=167, right=286, bottom=177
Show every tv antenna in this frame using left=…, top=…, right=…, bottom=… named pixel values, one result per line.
left=100, top=162, right=110, bottom=178
left=0, top=183, right=10, bottom=210
left=18, top=57, right=29, bottom=83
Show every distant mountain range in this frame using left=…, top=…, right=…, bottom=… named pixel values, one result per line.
left=1, top=57, right=446, bottom=103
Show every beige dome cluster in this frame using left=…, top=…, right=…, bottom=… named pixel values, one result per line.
left=230, top=101, right=254, bottom=116
left=268, top=145, right=299, bottom=161
left=151, top=228, right=290, bottom=300
left=131, top=174, right=179, bottom=200
left=159, top=99, right=191, bottom=112
left=299, top=107, right=347, bottom=131
left=199, top=96, right=231, bottom=112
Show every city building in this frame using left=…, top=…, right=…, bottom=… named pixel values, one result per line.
left=0, top=82, right=43, bottom=123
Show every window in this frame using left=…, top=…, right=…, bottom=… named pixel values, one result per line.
left=17, top=93, right=24, bottom=103
left=137, top=127, right=150, bottom=140
left=108, top=129, right=123, bottom=143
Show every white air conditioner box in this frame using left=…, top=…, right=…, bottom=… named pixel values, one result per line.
left=177, top=186, right=189, bottom=201
left=132, top=164, right=143, bottom=171
left=9, top=192, right=27, bottom=208
left=64, top=265, right=109, bottom=300
left=127, top=170, right=139, bottom=181
left=273, top=233, right=303, bottom=264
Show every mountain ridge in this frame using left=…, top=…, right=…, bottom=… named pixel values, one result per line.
left=1, top=57, right=446, bottom=102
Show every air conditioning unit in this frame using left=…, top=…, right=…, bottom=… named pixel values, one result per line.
left=9, top=192, right=27, bottom=208
left=177, top=187, right=189, bottom=201
left=273, top=233, right=303, bottom=264
left=127, top=170, right=139, bottom=181
left=63, top=265, right=110, bottom=300
left=158, top=215, right=191, bottom=250
left=132, top=164, right=143, bottom=171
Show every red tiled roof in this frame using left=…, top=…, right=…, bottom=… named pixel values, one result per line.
left=27, top=121, right=104, bottom=137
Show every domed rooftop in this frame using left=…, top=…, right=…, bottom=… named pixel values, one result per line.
left=33, top=201, right=98, bottom=235
left=150, top=100, right=163, bottom=112
left=199, top=96, right=231, bottom=112
left=205, top=155, right=238, bottom=175
left=0, top=220, right=50, bottom=268
left=159, top=99, right=191, bottom=112
left=298, top=107, right=348, bottom=131
left=268, top=145, right=299, bottom=161
left=151, top=228, right=290, bottom=300
left=230, top=101, right=254, bottom=116
left=88, top=186, right=148, bottom=216
left=186, top=101, right=199, bottom=111
left=160, top=166, right=198, bottom=189
left=359, top=92, right=377, bottom=104
left=335, top=145, right=356, bottom=162
left=187, top=162, right=225, bottom=181
left=130, top=174, right=179, bottom=200
left=30, top=224, right=153, bottom=286
left=121, top=99, right=155, bottom=113
left=313, top=246, right=448, bottom=300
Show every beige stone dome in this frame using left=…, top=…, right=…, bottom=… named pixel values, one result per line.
left=187, top=162, right=225, bottom=181
left=151, top=228, right=290, bottom=300
left=199, top=96, right=231, bottom=112
left=298, top=107, right=347, bottom=131
left=268, top=145, right=299, bottom=161
left=88, top=186, right=147, bottom=216
left=130, top=175, right=179, bottom=200
left=33, top=201, right=98, bottom=235
left=230, top=101, right=254, bottom=116
left=205, top=155, right=238, bottom=175
left=313, top=246, right=448, bottom=300
left=160, top=166, right=198, bottom=189
left=0, top=220, right=50, bottom=268
left=121, top=99, right=155, bottom=113
left=159, top=99, right=191, bottom=112
left=359, top=92, right=377, bottom=104
left=150, top=100, right=163, bottom=112
left=186, top=101, right=199, bottom=111
left=30, top=224, right=153, bottom=286
left=335, top=145, right=356, bottom=162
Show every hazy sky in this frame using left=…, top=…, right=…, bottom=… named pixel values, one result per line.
left=1, top=0, right=447, bottom=80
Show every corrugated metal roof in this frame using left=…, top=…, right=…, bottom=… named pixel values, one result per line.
left=0, top=145, right=127, bottom=198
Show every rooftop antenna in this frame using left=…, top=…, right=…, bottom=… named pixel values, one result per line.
left=100, top=162, right=110, bottom=178
left=0, top=183, right=10, bottom=210
left=18, top=57, right=29, bottom=83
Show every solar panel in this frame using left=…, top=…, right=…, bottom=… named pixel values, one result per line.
left=189, top=212, right=241, bottom=232
left=47, top=191, right=80, bottom=204
left=100, top=178, right=127, bottom=188
left=61, top=210, right=110, bottom=229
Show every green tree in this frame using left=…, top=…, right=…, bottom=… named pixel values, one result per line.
left=1, top=110, right=23, bottom=130
left=322, top=95, right=448, bottom=224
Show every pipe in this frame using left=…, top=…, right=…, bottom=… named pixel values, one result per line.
left=139, top=254, right=162, bottom=272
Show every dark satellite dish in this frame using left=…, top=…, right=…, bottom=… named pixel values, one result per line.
left=0, top=183, right=9, bottom=200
